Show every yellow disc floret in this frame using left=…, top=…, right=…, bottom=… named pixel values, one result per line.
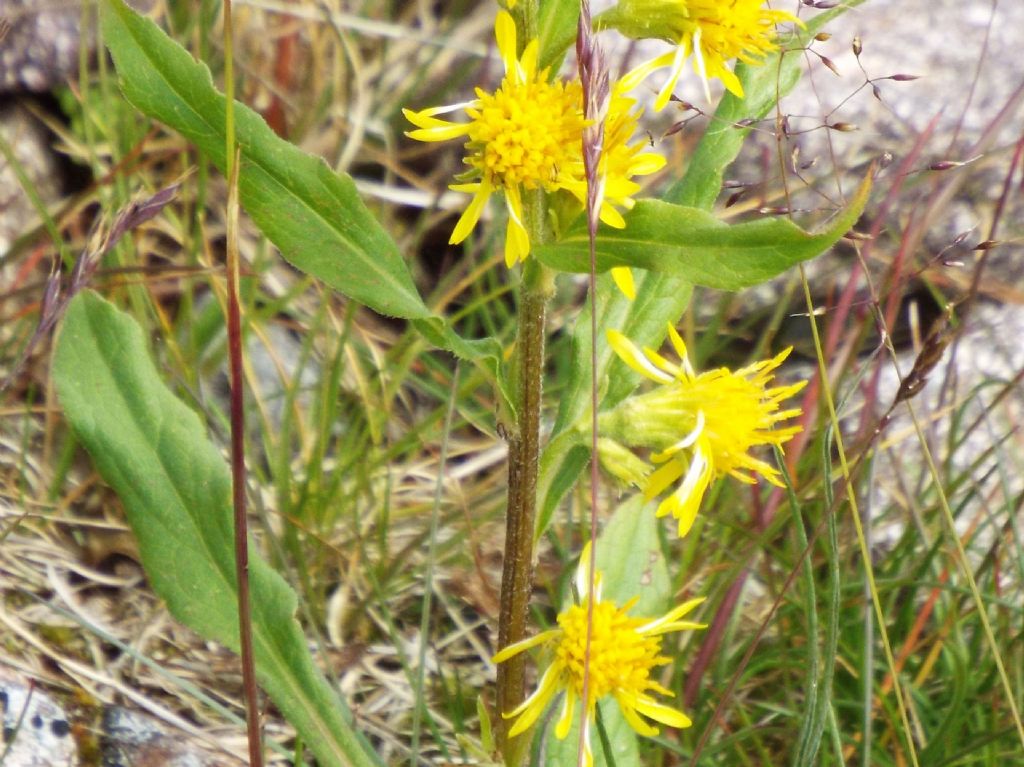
left=467, top=77, right=584, bottom=191
left=556, top=600, right=666, bottom=702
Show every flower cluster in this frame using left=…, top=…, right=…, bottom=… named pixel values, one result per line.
left=410, top=5, right=810, bottom=758
left=406, top=3, right=800, bottom=269
left=404, top=11, right=663, bottom=268
left=598, top=326, right=806, bottom=538
left=493, top=545, right=704, bottom=766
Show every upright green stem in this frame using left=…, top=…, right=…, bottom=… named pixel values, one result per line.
left=497, top=191, right=555, bottom=765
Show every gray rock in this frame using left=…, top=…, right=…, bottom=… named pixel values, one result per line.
left=0, top=100, right=61, bottom=254
left=0, top=669, right=78, bottom=766
left=0, top=0, right=83, bottom=92
left=101, top=706, right=239, bottom=767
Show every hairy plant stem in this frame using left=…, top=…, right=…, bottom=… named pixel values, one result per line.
left=497, top=191, right=555, bottom=766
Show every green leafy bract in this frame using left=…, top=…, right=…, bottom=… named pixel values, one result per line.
left=537, top=0, right=581, bottom=71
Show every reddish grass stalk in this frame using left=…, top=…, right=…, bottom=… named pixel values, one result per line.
left=223, top=1, right=263, bottom=764
left=576, top=2, right=609, bottom=764
left=226, top=161, right=263, bottom=767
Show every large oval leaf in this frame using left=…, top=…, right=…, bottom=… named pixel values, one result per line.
left=595, top=495, right=671, bottom=614
left=54, top=291, right=381, bottom=767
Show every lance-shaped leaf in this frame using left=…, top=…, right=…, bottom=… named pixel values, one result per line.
left=100, top=0, right=514, bottom=415
left=533, top=173, right=870, bottom=289
left=54, top=291, right=382, bottom=767
left=102, top=0, right=427, bottom=320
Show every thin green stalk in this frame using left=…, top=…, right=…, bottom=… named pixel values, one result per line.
left=901, top=400, right=1024, bottom=750
left=594, top=705, right=617, bottom=767
left=782, top=451, right=820, bottom=767
left=0, top=132, right=70, bottom=266
left=798, top=266, right=920, bottom=767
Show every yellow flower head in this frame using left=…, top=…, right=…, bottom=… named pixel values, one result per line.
left=492, top=545, right=704, bottom=765
left=404, top=12, right=663, bottom=268
left=599, top=326, right=806, bottom=537
left=609, top=0, right=803, bottom=109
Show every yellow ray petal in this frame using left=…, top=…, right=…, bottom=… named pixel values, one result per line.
left=608, top=330, right=675, bottom=384
left=620, top=51, right=676, bottom=94
left=491, top=629, right=559, bottom=664
left=655, top=44, right=688, bottom=111
left=637, top=596, right=706, bottom=635
left=449, top=181, right=492, bottom=245
left=554, top=687, right=576, bottom=740
left=506, top=666, right=560, bottom=736
left=645, top=458, right=686, bottom=501
left=633, top=695, right=692, bottom=729
left=618, top=695, right=660, bottom=737
left=691, top=27, right=713, bottom=103
left=611, top=267, right=636, bottom=300
left=495, top=11, right=517, bottom=76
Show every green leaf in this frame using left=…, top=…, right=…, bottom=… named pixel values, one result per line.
left=101, top=0, right=427, bottom=320
left=595, top=496, right=670, bottom=615
left=54, top=291, right=382, bottom=767
left=545, top=700, right=640, bottom=767
left=536, top=274, right=692, bottom=537
left=412, top=317, right=515, bottom=420
left=534, top=173, right=871, bottom=290
left=537, top=0, right=580, bottom=71
left=100, top=0, right=514, bottom=415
